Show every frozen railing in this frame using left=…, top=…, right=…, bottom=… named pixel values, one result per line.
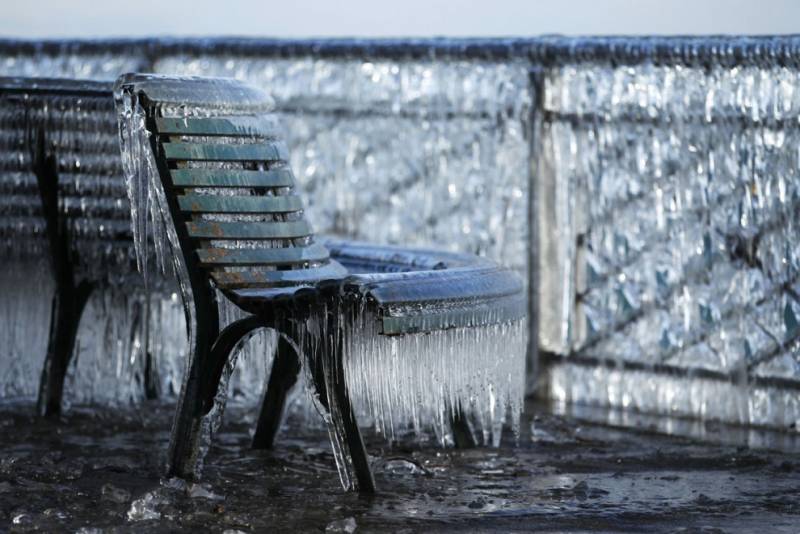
left=532, top=39, right=800, bottom=429
left=0, top=37, right=798, bottom=431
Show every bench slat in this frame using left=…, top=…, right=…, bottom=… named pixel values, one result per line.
left=170, top=168, right=294, bottom=188
left=177, top=194, right=303, bottom=213
left=156, top=116, right=278, bottom=137
left=380, top=294, right=526, bottom=335
left=213, top=261, right=348, bottom=289
left=197, top=243, right=330, bottom=266
left=163, top=142, right=288, bottom=162
left=186, top=219, right=312, bottom=239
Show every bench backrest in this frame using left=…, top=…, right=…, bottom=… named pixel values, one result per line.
left=115, top=74, right=346, bottom=293
left=0, top=77, right=131, bottom=276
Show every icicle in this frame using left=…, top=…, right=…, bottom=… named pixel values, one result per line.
left=339, top=311, right=527, bottom=447
left=295, top=295, right=526, bottom=469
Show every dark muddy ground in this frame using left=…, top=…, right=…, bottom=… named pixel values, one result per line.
left=1, top=398, right=799, bottom=533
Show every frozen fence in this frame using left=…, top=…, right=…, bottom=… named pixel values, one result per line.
left=533, top=40, right=800, bottom=428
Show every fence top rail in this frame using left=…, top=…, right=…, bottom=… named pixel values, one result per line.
left=2, top=36, right=800, bottom=66
left=0, top=76, right=112, bottom=97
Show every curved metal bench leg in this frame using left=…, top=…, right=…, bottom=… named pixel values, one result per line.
left=328, top=353, right=376, bottom=493
left=306, top=308, right=376, bottom=493
left=166, top=307, right=218, bottom=480
left=36, top=281, right=93, bottom=417
left=137, top=297, right=160, bottom=401
left=167, top=313, right=264, bottom=479
left=32, top=129, right=95, bottom=417
left=252, top=333, right=301, bottom=449
left=450, top=407, right=477, bottom=448
left=198, top=315, right=267, bottom=416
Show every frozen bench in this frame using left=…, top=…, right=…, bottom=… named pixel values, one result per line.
left=0, top=77, right=136, bottom=415
left=115, top=74, right=526, bottom=493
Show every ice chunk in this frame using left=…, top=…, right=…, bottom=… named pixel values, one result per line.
left=326, top=517, right=357, bottom=533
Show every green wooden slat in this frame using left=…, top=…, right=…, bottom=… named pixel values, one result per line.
left=197, top=243, right=330, bottom=266
left=177, top=194, right=303, bottom=213
left=163, top=142, right=287, bottom=162
left=156, top=116, right=278, bottom=137
left=169, top=168, right=295, bottom=188
left=212, top=261, right=348, bottom=289
left=186, top=219, right=312, bottom=239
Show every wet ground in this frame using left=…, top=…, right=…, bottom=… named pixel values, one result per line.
left=1, top=399, right=799, bottom=533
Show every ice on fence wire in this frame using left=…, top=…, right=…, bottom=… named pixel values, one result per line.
left=2, top=52, right=146, bottom=80
left=538, top=61, right=800, bottom=426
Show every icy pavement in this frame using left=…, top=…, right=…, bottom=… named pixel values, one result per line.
left=0, top=399, right=799, bottom=532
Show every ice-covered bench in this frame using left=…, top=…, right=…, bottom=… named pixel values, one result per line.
left=115, top=74, right=526, bottom=492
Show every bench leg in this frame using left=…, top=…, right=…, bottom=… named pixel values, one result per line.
left=136, top=297, right=160, bottom=401
left=306, top=310, right=376, bottom=493
left=36, top=281, right=93, bottom=417
left=143, top=350, right=159, bottom=400
left=32, top=130, right=94, bottom=417
left=166, top=360, right=207, bottom=480
left=252, top=333, right=301, bottom=449
left=327, top=353, right=376, bottom=493
left=167, top=314, right=266, bottom=479
left=450, top=407, right=477, bottom=448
